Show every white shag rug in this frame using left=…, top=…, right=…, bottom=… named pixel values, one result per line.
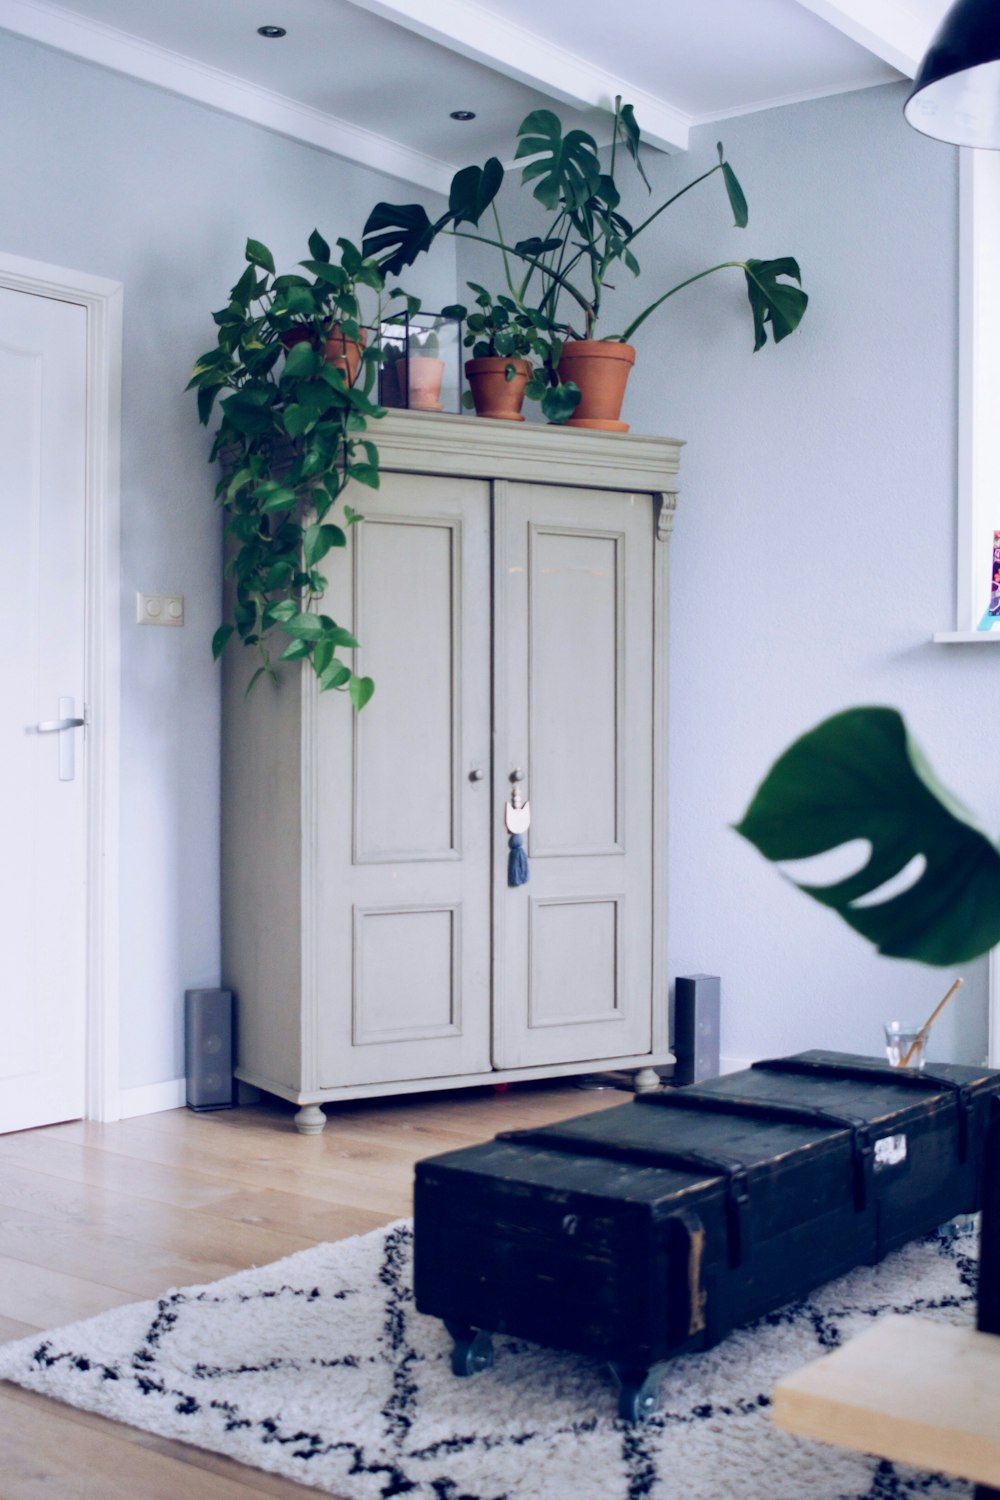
left=0, top=1219, right=980, bottom=1500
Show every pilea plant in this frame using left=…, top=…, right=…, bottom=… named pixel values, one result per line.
left=188, top=230, right=399, bottom=706
left=364, top=98, right=808, bottom=421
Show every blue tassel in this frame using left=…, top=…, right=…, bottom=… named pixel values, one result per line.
left=508, top=832, right=529, bottom=887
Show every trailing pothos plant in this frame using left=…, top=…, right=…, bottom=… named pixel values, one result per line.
left=364, top=98, right=808, bottom=422
left=188, top=230, right=400, bottom=706
left=736, top=707, right=1000, bottom=966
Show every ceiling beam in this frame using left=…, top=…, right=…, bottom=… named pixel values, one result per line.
left=792, top=0, right=941, bottom=79
left=338, top=0, right=691, bottom=153
left=0, top=0, right=454, bottom=192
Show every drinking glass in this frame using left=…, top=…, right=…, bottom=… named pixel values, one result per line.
left=884, top=1021, right=927, bottom=1070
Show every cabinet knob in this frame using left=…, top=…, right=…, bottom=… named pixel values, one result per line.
left=469, top=768, right=485, bottom=782
left=510, top=767, right=525, bottom=783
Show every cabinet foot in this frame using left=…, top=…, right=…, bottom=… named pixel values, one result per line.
left=632, top=1066, right=662, bottom=1093
left=293, top=1104, right=327, bottom=1134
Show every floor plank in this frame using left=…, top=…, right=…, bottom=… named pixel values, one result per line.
left=0, top=1079, right=620, bottom=1499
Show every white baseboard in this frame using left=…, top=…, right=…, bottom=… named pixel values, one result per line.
left=117, top=1077, right=186, bottom=1119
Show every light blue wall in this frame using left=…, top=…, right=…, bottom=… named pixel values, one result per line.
left=3, top=30, right=989, bottom=1087
left=637, top=85, right=991, bottom=1068
left=0, top=30, right=455, bottom=1092
left=459, top=82, right=991, bottom=1067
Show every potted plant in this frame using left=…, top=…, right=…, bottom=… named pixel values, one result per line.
left=363, top=98, right=808, bottom=429
left=399, top=322, right=446, bottom=411
left=442, top=282, right=536, bottom=421
left=187, top=230, right=396, bottom=706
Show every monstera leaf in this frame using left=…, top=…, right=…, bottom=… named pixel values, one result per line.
left=449, top=159, right=504, bottom=227
left=515, top=109, right=603, bottom=211
left=735, top=707, right=1000, bottom=965
left=362, top=202, right=449, bottom=277
left=744, top=257, right=808, bottom=348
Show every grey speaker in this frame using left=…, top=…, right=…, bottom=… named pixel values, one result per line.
left=185, top=988, right=234, bottom=1110
left=673, top=973, right=720, bottom=1086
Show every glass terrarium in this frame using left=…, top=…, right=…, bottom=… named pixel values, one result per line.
left=377, top=311, right=462, bottom=414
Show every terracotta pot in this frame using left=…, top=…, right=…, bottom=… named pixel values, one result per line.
left=465, top=357, right=532, bottom=421
left=397, top=355, right=445, bottom=412
left=278, top=326, right=315, bottom=352
left=323, top=324, right=367, bottom=387
left=555, top=340, right=636, bottom=431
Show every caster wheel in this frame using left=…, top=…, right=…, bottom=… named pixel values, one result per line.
left=450, top=1329, right=494, bottom=1377
left=612, top=1365, right=659, bottom=1423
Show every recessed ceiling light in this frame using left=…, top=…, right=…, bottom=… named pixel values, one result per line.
left=450, top=110, right=476, bottom=122
left=257, top=25, right=286, bottom=38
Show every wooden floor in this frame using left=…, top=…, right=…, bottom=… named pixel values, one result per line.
left=0, top=1079, right=622, bottom=1499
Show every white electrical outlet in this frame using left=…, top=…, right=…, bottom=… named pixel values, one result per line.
left=137, top=592, right=184, bottom=626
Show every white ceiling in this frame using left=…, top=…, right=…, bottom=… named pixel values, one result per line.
left=0, top=0, right=952, bottom=190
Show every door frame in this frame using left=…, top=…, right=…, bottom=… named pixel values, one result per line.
left=0, top=249, right=123, bottom=1122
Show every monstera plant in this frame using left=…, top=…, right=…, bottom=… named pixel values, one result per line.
left=736, top=707, right=1000, bottom=965
left=364, top=98, right=807, bottom=423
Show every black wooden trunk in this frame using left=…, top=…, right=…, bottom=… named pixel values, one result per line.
left=413, top=1052, right=1000, bottom=1417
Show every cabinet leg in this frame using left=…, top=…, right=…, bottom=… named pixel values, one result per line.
left=632, top=1067, right=662, bottom=1093
left=293, top=1104, right=327, bottom=1135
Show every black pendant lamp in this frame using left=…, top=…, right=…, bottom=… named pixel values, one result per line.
left=905, top=0, right=1000, bottom=147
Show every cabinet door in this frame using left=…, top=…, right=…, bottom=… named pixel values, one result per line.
left=312, top=473, right=492, bottom=1086
left=493, top=482, right=654, bottom=1069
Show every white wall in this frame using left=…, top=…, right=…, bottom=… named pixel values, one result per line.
left=0, top=29, right=455, bottom=1094
left=459, top=82, right=992, bottom=1067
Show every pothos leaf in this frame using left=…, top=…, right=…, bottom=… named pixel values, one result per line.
left=245, top=238, right=275, bottom=275
left=211, top=624, right=234, bottom=660
left=735, top=706, right=1000, bottom=965
left=349, top=675, right=375, bottom=711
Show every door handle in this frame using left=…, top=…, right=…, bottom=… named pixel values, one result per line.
left=36, top=698, right=85, bottom=781
left=36, top=717, right=86, bottom=733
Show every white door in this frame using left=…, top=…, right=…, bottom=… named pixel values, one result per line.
left=0, top=286, right=88, bottom=1132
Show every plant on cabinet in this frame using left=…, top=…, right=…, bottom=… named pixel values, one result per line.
left=187, top=230, right=401, bottom=707
left=441, top=282, right=537, bottom=420
left=364, top=98, right=808, bottom=429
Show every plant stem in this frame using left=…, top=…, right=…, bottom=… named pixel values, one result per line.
left=624, top=162, right=724, bottom=247
left=618, top=260, right=748, bottom=343
left=447, top=229, right=593, bottom=318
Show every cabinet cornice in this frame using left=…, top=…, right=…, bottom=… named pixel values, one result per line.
left=373, top=410, right=683, bottom=494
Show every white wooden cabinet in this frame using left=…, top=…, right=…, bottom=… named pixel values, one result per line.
left=222, top=410, right=682, bottom=1131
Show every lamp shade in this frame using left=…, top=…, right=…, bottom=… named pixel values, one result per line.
left=905, top=0, right=1000, bottom=147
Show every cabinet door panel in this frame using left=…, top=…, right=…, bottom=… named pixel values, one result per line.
left=529, top=527, right=621, bottom=853
left=313, top=473, right=491, bottom=1087
left=494, top=483, right=653, bottom=1069
left=354, top=517, right=458, bottom=862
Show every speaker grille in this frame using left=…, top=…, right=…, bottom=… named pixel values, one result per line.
left=184, top=989, right=234, bottom=1110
